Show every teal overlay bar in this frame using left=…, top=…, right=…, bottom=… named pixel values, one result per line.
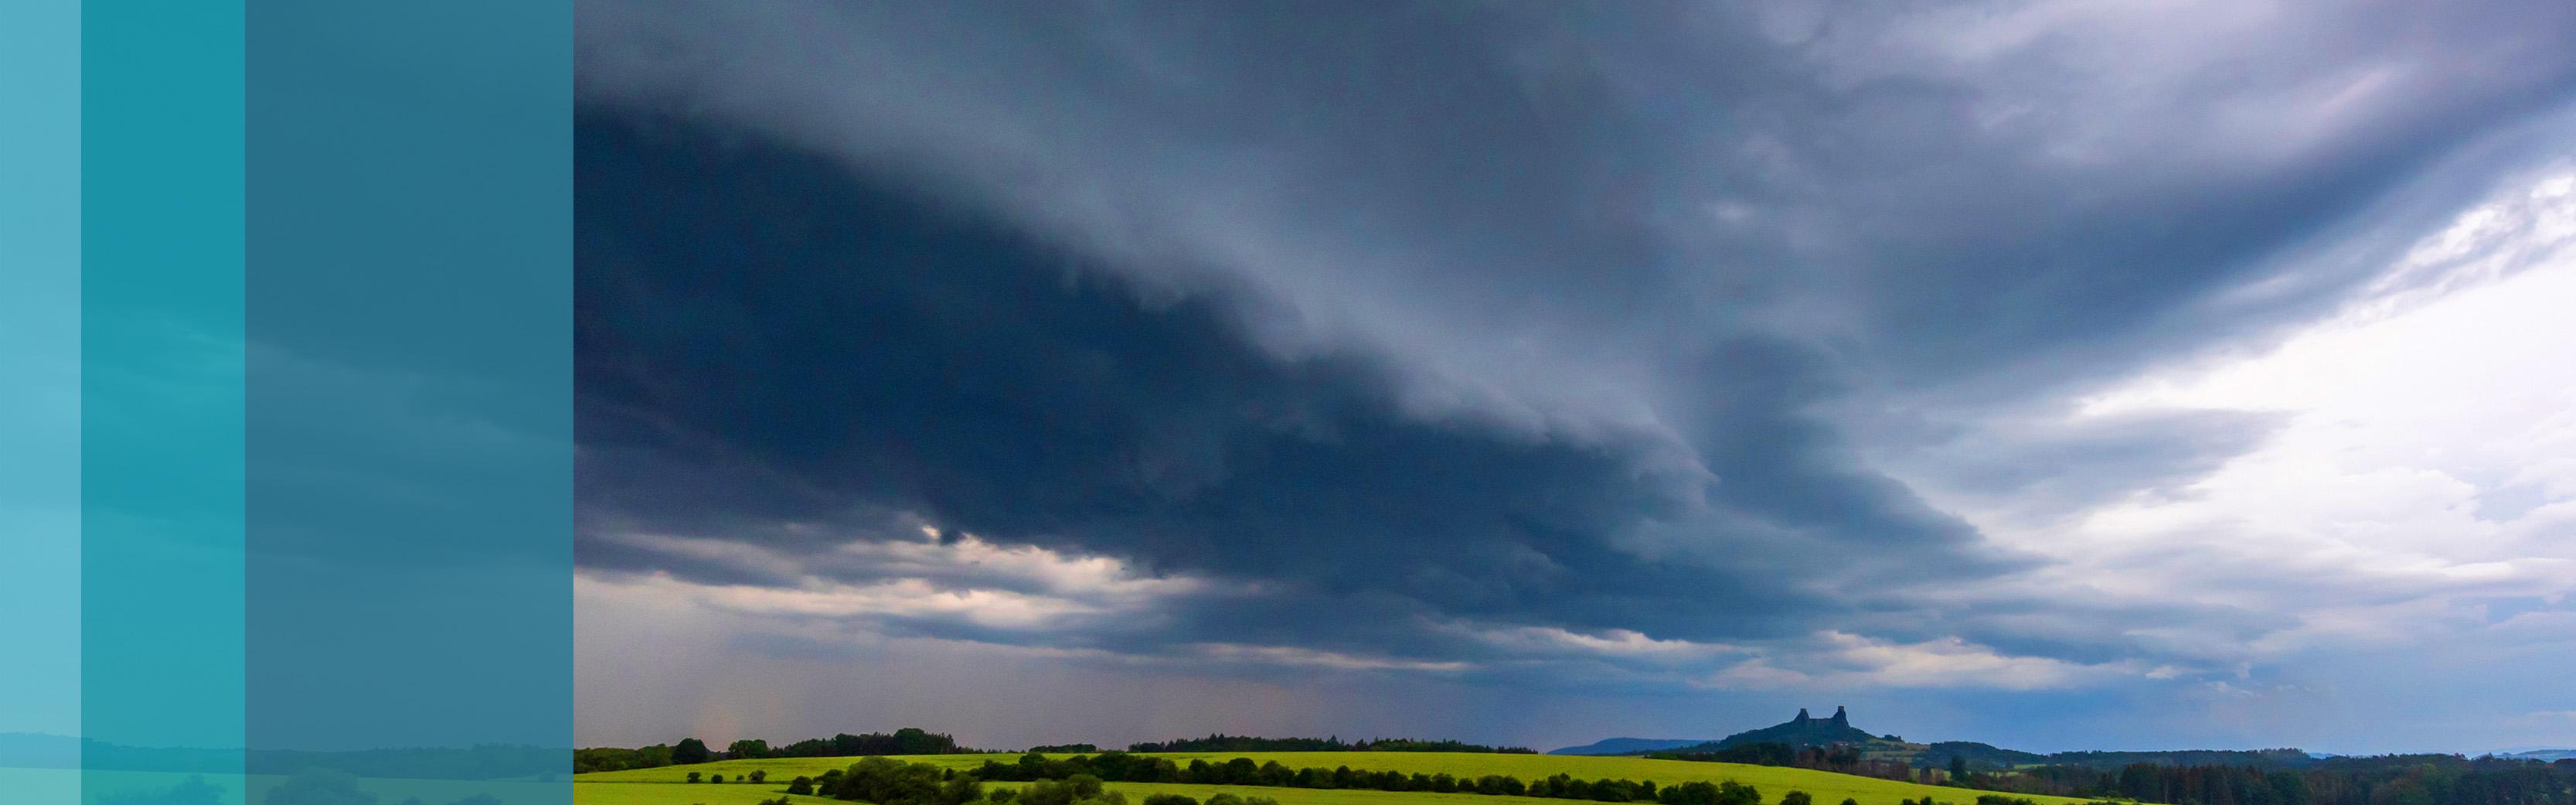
left=81, top=2, right=250, bottom=805
left=2, top=2, right=85, bottom=801
left=245, top=1, right=570, bottom=802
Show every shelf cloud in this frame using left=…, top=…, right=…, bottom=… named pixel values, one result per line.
left=571, top=0, right=2576, bottom=755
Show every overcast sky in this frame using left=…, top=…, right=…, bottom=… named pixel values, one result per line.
left=568, top=1, right=2576, bottom=756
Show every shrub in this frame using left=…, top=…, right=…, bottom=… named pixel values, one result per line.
left=1017, top=776, right=1108, bottom=805
left=1782, top=792, right=1812, bottom=805
left=1717, top=780, right=1762, bottom=805
left=829, top=757, right=985, bottom=805
left=1142, top=794, right=1200, bottom=805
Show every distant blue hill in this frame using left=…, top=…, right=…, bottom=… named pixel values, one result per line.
left=1547, top=738, right=1711, bottom=756
left=0, top=732, right=78, bottom=769
left=1546, top=708, right=2366, bottom=771
left=2500, top=749, right=2576, bottom=761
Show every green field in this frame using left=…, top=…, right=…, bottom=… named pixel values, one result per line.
left=573, top=752, right=2115, bottom=805
left=573, top=779, right=840, bottom=805
left=573, top=780, right=1568, bottom=805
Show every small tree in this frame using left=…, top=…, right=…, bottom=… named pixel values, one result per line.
left=788, top=776, right=814, bottom=796
left=710, top=773, right=726, bottom=783
left=673, top=737, right=712, bottom=765
left=748, top=769, right=768, bottom=783
left=686, top=772, right=702, bottom=783
left=1783, top=792, right=1812, bottom=805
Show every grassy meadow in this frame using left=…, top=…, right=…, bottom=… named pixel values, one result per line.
left=572, top=780, right=1591, bottom=805
left=572, top=779, right=841, bottom=804
left=572, top=752, right=2118, bottom=805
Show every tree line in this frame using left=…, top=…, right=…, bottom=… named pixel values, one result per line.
left=1652, top=743, right=1927, bottom=786
left=574, top=727, right=975, bottom=773
left=970, top=751, right=1828, bottom=805
left=574, top=728, right=1533, bottom=773
left=1648, top=742, right=2576, bottom=805
left=1720, top=750, right=2576, bottom=805
left=776, top=759, right=1253, bottom=805
left=764, top=756, right=2132, bottom=805
left=1124, top=734, right=1536, bottom=753
left=1946, top=756, right=2576, bottom=805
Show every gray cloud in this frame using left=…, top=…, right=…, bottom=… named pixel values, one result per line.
left=1865, top=407, right=2292, bottom=524
left=570, top=0, right=2576, bottom=749
left=574, top=116, right=2003, bottom=658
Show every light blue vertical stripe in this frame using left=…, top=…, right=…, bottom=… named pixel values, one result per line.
left=0, top=3, right=83, bottom=800
left=81, top=0, right=249, bottom=804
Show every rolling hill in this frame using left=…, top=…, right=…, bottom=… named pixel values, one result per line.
left=573, top=751, right=2124, bottom=805
left=1564, top=710, right=2326, bottom=773
left=1549, top=739, right=1713, bottom=757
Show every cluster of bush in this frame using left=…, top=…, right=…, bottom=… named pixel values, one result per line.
left=576, top=727, right=973, bottom=773
left=1138, top=793, right=1282, bottom=805
left=2005, top=756, right=2576, bottom=805
left=769, top=762, right=1281, bottom=805
left=1125, top=735, right=1535, bottom=754
left=1897, top=796, right=2115, bottom=805
left=773, top=757, right=988, bottom=805
left=755, top=756, right=2121, bottom=805
left=682, top=769, right=770, bottom=784
left=968, top=752, right=1840, bottom=805
left=993, top=776, right=1284, bottom=805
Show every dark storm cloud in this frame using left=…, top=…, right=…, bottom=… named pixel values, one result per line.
left=570, top=0, right=2576, bottom=682
left=575, top=115, right=2009, bottom=662
left=574, top=1, right=2576, bottom=391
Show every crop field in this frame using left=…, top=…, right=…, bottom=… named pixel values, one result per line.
left=573, top=779, right=841, bottom=804
left=572, top=752, right=2118, bottom=805
left=571, top=779, right=1564, bottom=805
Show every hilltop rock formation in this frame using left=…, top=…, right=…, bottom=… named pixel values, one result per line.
left=1711, top=706, right=1877, bottom=749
